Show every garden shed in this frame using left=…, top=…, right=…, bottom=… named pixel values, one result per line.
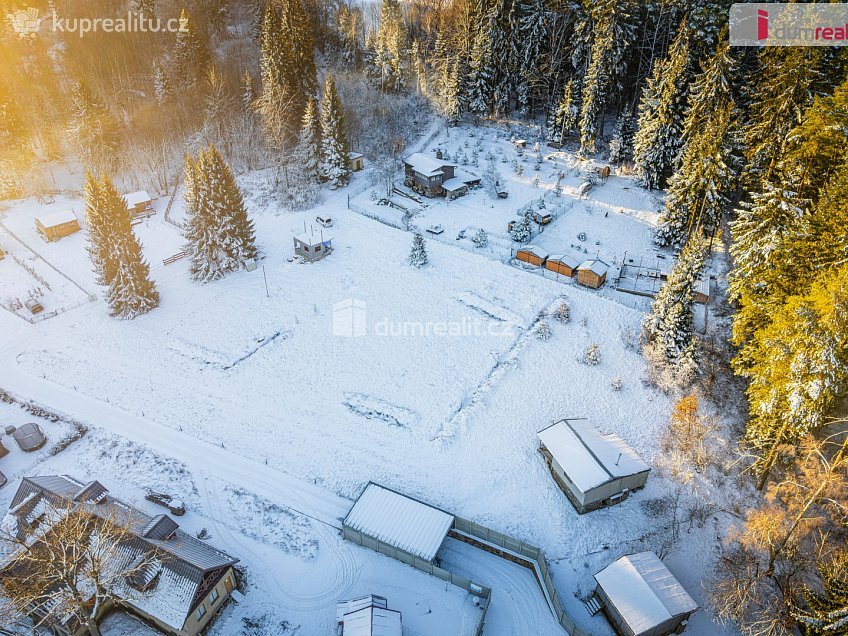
left=349, top=152, right=365, bottom=172
left=577, top=259, right=609, bottom=288
left=516, top=245, right=548, bottom=267
left=293, top=231, right=333, bottom=263
left=123, top=190, right=154, bottom=217
left=545, top=254, right=580, bottom=277
left=537, top=418, right=649, bottom=514
left=35, top=210, right=80, bottom=241
left=343, top=482, right=454, bottom=563
left=336, top=595, right=402, bottom=636
left=593, top=551, right=698, bottom=636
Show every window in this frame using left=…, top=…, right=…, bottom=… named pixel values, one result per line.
left=209, top=588, right=219, bottom=604
left=194, top=605, right=206, bottom=621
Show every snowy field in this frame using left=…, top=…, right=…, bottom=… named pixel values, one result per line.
left=0, top=124, right=741, bottom=635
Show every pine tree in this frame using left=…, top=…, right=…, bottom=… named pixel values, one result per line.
left=515, top=0, right=548, bottom=113
left=408, top=232, right=428, bottom=268
left=375, top=0, right=407, bottom=92
left=70, top=81, right=119, bottom=168
left=467, top=25, right=495, bottom=114
left=794, top=553, right=848, bottom=635
left=287, top=99, right=322, bottom=209
left=578, top=0, right=634, bottom=154
left=184, top=146, right=258, bottom=282
left=655, top=40, right=739, bottom=248
left=172, top=9, right=212, bottom=87
left=608, top=109, right=634, bottom=165
left=643, top=236, right=705, bottom=366
left=632, top=25, right=690, bottom=189
left=85, top=174, right=159, bottom=318
left=547, top=79, right=578, bottom=146
left=743, top=47, right=824, bottom=189
left=443, top=60, right=462, bottom=126
left=319, top=75, right=350, bottom=188
left=510, top=211, right=533, bottom=242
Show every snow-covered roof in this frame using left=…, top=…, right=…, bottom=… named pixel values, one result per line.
left=441, top=178, right=468, bottom=192
left=123, top=190, right=152, bottom=208
left=343, top=483, right=453, bottom=561
left=547, top=254, right=580, bottom=269
left=36, top=210, right=78, bottom=228
left=348, top=152, right=364, bottom=160
left=577, top=259, right=609, bottom=277
left=595, top=552, right=698, bottom=635
left=337, top=595, right=402, bottom=636
left=518, top=245, right=548, bottom=260
left=404, top=153, right=453, bottom=177
left=538, top=419, right=649, bottom=492
left=454, top=168, right=480, bottom=184
left=694, top=275, right=710, bottom=298
left=294, top=232, right=332, bottom=246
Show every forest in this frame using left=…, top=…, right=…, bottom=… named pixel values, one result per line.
left=1, top=0, right=847, bottom=634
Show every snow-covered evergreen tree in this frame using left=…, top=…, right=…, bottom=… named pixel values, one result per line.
left=152, top=61, right=170, bottom=104
left=287, top=98, right=322, bottom=209
left=70, top=81, right=119, bottom=169
left=172, top=9, right=211, bottom=87
left=374, top=0, right=407, bottom=91
left=632, top=25, right=690, bottom=189
left=643, top=236, right=705, bottom=366
left=319, top=75, right=350, bottom=188
left=85, top=173, right=158, bottom=318
left=242, top=71, right=255, bottom=108
left=547, top=79, right=578, bottom=146
left=184, top=145, right=258, bottom=282
left=467, top=25, right=495, bottom=115
left=510, top=212, right=533, bottom=242
left=472, top=228, right=488, bottom=247
left=408, top=232, right=428, bottom=268
left=608, top=109, right=634, bottom=165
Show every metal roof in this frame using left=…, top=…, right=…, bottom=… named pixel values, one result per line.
left=577, top=259, right=610, bottom=276
left=518, top=245, right=549, bottom=260
left=595, top=552, right=698, bottom=635
left=547, top=254, right=580, bottom=269
left=344, top=483, right=453, bottom=562
left=142, top=514, right=180, bottom=540
left=538, top=419, right=649, bottom=492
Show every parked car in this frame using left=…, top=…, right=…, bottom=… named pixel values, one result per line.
left=145, top=490, right=186, bottom=516
left=13, top=422, right=46, bottom=452
left=24, top=299, right=44, bottom=314
left=316, top=215, right=333, bottom=228
left=426, top=224, right=445, bottom=235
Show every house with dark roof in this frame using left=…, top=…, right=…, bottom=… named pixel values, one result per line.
left=0, top=475, right=239, bottom=636
left=403, top=153, right=481, bottom=199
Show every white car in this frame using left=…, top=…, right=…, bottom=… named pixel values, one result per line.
left=316, top=216, right=333, bottom=228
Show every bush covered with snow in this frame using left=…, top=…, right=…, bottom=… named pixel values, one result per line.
left=553, top=302, right=570, bottom=323
left=535, top=321, right=552, bottom=341
left=583, top=343, right=601, bottom=365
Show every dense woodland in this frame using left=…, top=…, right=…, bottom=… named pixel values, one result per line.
left=1, top=0, right=848, bottom=633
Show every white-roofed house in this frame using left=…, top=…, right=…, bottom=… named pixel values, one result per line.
left=403, top=153, right=479, bottom=199
left=537, top=419, right=650, bottom=514
left=577, top=259, right=610, bottom=289
left=35, top=210, right=80, bottom=242
left=348, top=152, right=365, bottom=172
left=123, top=190, right=154, bottom=218
left=593, top=551, right=698, bottom=636
left=336, top=595, right=402, bottom=636
left=515, top=245, right=548, bottom=267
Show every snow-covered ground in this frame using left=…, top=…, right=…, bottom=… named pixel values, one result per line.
left=0, top=123, right=741, bottom=635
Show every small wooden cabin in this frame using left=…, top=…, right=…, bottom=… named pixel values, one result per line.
left=577, top=259, right=609, bottom=289
left=348, top=152, right=365, bottom=172
left=35, top=210, right=80, bottom=242
left=123, top=190, right=154, bottom=218
left=516, top=245, right=548, bottom=267
left=294, top=231, right=332, bottom=263
left=593, top=552, right=698, bottom=636
left=545, top=254, right=579, bottom=277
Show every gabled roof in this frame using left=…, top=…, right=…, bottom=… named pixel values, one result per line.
left=35, top=210, right=78, bottom=228
left=538, top=419, right=649, bottom=492
left=404, top=152, right=454, bottom=177
left=441, top=178, right=468, bottom=192
left=123, top=190, right=152, bottom=207
left=1, top=476, right=238, bottom=632
left=547, top=254, right=580, bottom=269
left=577, top=259, right=609, bottom=276
left=595, top=552, right=698, bottom=635
left=517, top=245, right=548, bottom=260
left=73, top=480, right=108, bottom=504
left=343, top=483, right=453, bottom=562
left=337, top=595, right=402, bottom=636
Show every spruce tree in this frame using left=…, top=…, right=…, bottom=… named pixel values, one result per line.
left=287, top=98, right=322, bottom=209
left=794, top=553, right=848, bottom=635
left=655, top=40, right=739, bottom=248
left=375, top=0, right=407, bottom=91
left=632, top=25, right=690, bottom=189
left=70, top=81, right=119, bottom=169
left=185, top=146, right=258, bottom=282
left=172, top=9, right=212, bottom=87
left=319, top=75, right=350, bottom=188
left=408, top=232, right=428, bottom=268
left=467, top=25, right=495, bottom=115
left=643, top=235, right=705, bottom=366
left=85, top=174, right=159, bottom=318
left=547, top=79, right=578, bottom=147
